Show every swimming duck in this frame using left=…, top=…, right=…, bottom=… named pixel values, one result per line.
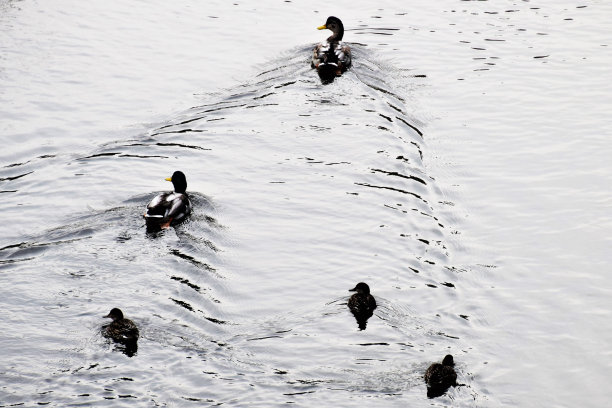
left=312, top=16, right=352, bottom=82
left=424, top=354, right=457, bottom=398
left=348, top=282, right=377, bottom=330
left=144, top=170, right=191, bottom=230
left=102, top=308, right=140, bottom=344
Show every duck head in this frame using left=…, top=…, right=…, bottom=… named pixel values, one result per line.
left=349, top=282, right=371, bottom=295
left=165, top=170, right=188, bottom=194
left=442, top=354, right=455, bottom=366
left=318, top=16, right=345, bottom=41
left=104, top=308, right=124, bottom=321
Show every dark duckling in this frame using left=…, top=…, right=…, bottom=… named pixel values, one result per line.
left=312, top=16, right=352, bottom=83
left=102, top=308, right=139, bottom=357
left=424, top=354, right=458, bottom=398
left=144, top=170, right=191, bottom=230
left=103, top=308, right=140, bottom=344
left=348, top=282, right=377, bottom=330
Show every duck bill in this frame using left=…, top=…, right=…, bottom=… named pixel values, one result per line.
left=349, top=286, right=358, bottom=292
left=103, top=313, right=111, bottom=318
left=165, top=177, right=172, bottom=181
left=317, top=24, right=326, bottom=30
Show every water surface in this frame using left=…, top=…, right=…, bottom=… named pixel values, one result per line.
left=1, top=0, right=611, bottom=406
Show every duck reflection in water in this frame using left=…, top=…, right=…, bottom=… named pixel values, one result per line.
left=347, top=282, right=377, bottom=330
left=424, top=354, right=458, bottom=398
left=102, top=308, right=139, bottom=357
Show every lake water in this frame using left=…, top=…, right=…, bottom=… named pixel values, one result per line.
left=1, top=0, right=611, bottom=406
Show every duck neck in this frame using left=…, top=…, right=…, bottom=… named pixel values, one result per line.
left=328, top=25, right=344, bottom=42
left=173, top=183, right=187, bottom=194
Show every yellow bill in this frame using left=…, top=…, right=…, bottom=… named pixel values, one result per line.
left=317, top=24, right=326, bottom=30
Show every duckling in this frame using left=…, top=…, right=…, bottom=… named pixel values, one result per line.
left=312, top=16, right=352, bottom=82
left=102, top=308, right=139, bottom=344
left=144, top=170, right=191, bottom=230
left=348, top=282, right=377, bottom=330
left=424, top=354, right=458, bottom=398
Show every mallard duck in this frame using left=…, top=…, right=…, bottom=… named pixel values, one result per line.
left=348, top=282, right=377, bottom=330
left=102, top=308, right=140, bottom=344
left=424, top=354, right=458, bottom=398
left=144, top=170, right=191, bottom=230
left=312, top=16, right=352, bottom=81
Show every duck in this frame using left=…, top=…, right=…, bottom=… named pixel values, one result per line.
left=348, top=282, right=377, bottom=330
left=312, top=16, right=352, bottom=82
left=102, top=308, right=140, bottom=344
left=144, top=170, right=191, bottom=230
left=424, top=354, right=458, bottom=398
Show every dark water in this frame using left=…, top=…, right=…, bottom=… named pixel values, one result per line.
left=1, top=0, right=611, bottom=406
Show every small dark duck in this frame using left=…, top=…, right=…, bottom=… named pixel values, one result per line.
left=102, top=308, right=139, bottom=356
left=424, top=354, right=458, bottom=398
left=144, top=170, right=191, bottom=230
left=312, top=16, right=352, bottom=83
left=348, top=282, right=377, bottom=330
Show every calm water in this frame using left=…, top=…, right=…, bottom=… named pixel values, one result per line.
left=1, top=0, right=611, bottom=406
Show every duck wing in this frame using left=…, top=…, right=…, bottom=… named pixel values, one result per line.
left=145, top=192, right=173, bottom=217
left=312, top=43, right=328, bottom=68
left=165, top=193, right=191, bottom=222
left=425, top=364, right=457, bottom=387
left=145, top=192, right=190, bottom=219
left=312, top=42, right=351, bottom=72
left=337, top=43, right=351, bottom=69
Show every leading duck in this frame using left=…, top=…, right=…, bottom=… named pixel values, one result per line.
left=144, top=170, right=191, bottom=230
left=312, top=16, right=352, bottom=82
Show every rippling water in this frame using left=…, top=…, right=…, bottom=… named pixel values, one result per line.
left=1, top=0, right=611, bottom=406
